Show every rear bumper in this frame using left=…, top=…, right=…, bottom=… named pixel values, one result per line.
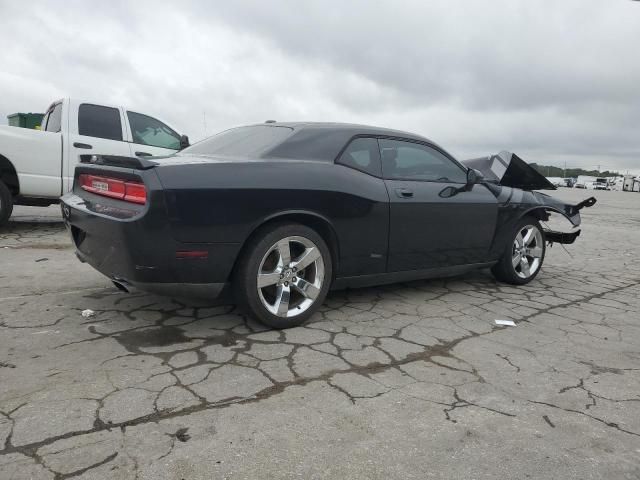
left=61, top=192, right=239, bottom=299
left=75, top=250, right=226, bottom=299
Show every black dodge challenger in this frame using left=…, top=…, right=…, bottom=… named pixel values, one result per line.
left=61, top=122, right=595, bottom=328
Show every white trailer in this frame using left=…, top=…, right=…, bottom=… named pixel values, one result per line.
left=623, top=175, right=636, bottom=192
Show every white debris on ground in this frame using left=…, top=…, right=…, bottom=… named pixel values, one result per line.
left=495, top=319, right=516, bottom=326
left=81, top=309, right=96, bottom=318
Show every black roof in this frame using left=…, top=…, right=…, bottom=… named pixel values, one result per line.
left=258, top=122, right=443, bottom=162
left=178, top=121, right=449, bottom=163
left=261, top=121, right=435, bottom=143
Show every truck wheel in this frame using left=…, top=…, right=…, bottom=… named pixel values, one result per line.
left=491, top=216, right=546, bottom=285
left=234, top=223, right=332, bottom=329
left=0, top=181, right=13, bottom=227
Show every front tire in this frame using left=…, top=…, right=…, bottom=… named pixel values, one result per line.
left=0, top=181, right=13, bottom=227
left=491, top=217, right=546, bottom=285
left=234, top=223, right=332, bottom=329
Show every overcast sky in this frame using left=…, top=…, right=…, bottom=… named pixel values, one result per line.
left=1, top=0, right=639, bottom=172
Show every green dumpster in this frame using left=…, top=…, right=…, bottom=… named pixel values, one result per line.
left=7, top=112, right=45, bottom=130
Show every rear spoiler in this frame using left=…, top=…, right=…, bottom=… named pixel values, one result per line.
left=79, top=154, right=157, bottom=170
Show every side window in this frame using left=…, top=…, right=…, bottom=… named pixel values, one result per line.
left=45, top=103, right=62, bottom=133
left=337, top=137, right=382, bottom=176
left=40, top=111, right=50, bottom=131
left=78, top=104, right=123, bottom=141
left=127, top=111, right=181, bottom=150
left=379, top=139, right=467, bottom=183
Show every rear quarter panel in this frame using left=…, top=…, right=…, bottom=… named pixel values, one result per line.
left=155, top=160, right=390, bottom=277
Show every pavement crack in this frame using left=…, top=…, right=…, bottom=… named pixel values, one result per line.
left=56, top=452, right=119, bottom=480
left=495, top=354, right=521, bottom=373
left=530, top=400, right=640, bottom=438
left=542, top=415, right=555, bottom=428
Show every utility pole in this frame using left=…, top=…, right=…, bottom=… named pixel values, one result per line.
left=203, top=111, right=207, bottom=137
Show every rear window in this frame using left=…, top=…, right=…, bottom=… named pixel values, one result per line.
left=78, top=104, right=123, bottom=141
left=45, top=103, right=62, bottom=132
left=182, top=125, right=293, bottom=157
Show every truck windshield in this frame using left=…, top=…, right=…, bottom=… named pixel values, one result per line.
left=181, top=125, right=293, bottom=158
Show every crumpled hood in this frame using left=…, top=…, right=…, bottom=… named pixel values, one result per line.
left=463, top=151, right=556, bottom=191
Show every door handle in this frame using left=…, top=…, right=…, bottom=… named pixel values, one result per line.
left=73, top=142, right=92, bottom=149
left=395, top=188, right=414, bottom=198
left=135, top=151, right=152, bottom=157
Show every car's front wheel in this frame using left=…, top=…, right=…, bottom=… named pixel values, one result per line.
left=234, top=223, right=332, bottom=329
left=491, top=217, right=546, bottom=285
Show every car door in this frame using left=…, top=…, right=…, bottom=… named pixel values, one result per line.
left=28, top=101, right=64, bottom=196
left=65, top=101, right=132, bottom=191
left=380, top=138, right=498, bottom=272
left=124, top=111, right=182, bottom=157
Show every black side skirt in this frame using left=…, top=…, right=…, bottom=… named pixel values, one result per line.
left=332, top=262, right=496, bottom=290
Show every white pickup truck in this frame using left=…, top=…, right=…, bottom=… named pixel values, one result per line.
left=0, top=98, right=188, bottom=225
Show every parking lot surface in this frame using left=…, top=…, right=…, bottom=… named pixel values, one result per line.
left=1, top=189, right=639, bottom=479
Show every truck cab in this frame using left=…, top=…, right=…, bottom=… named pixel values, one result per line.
left=593, top=177, right=609, bottom=190
left=0, top=98, right=188, bottom=225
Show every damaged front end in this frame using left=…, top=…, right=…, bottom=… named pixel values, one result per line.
left=528, top=193, right=597, bottom=244
left=463, top=151, right=597, bottom=245
left=464, top=151, right=558, bottom=191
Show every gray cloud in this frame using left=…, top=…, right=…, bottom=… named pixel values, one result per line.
left=1, top=0, right=639, bottom=172
left=208, top=1, right=639, bottom=108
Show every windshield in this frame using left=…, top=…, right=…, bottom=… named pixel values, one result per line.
left=181, top=125, right=293, bottom=158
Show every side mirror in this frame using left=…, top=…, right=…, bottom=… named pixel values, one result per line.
left=467, top=168, right=483, bottom=185
left=179, top=135, right=190, bottom=150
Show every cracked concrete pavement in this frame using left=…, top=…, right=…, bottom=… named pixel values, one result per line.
left=1, top=189, right=639, bottom=479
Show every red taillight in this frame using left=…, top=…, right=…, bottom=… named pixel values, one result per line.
left=79, top=174, right=124, bottom=199
left=123, top=182, right=147, bottom=204
left=79, top=174, right=146, bottom=205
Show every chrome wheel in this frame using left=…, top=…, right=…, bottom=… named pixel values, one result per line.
left=257, top=236, right=325, bottom=318
left=512, top=224, right=544, bottom=279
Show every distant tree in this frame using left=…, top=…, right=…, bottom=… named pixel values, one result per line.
left=529, top=163, right=619, bottom=178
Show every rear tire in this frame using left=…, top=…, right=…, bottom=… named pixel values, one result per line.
left=491, top=216, right=546, bottom=285
left=0, top=181, right=13, bottom=227
left=234, top=223, right=332, bottom=329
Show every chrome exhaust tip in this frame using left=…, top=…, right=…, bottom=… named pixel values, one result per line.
left=112, top=279, right=130, bottom=293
